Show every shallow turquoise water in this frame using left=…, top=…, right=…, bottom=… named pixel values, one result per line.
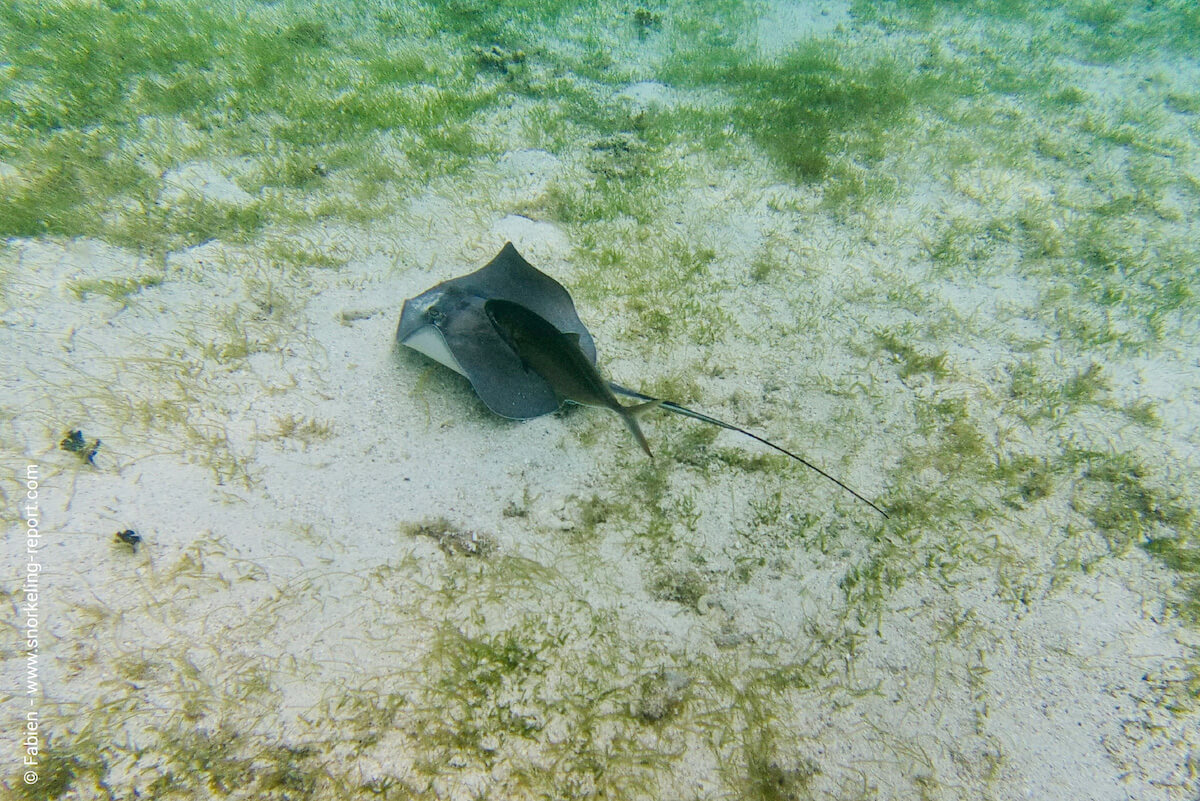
left=1, top=2, right=1198, bottom=799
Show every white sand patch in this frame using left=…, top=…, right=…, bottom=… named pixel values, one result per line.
left=614, top=80, right=678, bottom=110
left=491, top=213, right=572, bottom=260
left=0, top=160, right=23, bottom=189
left=985, top=571, right=1196, bottom=800
left=755, top=0, right=851, bottom=56
left=495, top=148, right=561, bottom=203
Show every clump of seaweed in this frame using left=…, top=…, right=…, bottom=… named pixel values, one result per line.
left=632, top=668, right=691, bottom=723
left=633, top=7, right=663, bottom=38
left=650, top=566, right=709, bottom=610
left=68, top=275, right=163, bottom=303
left=1071, top=449, right=1195, bottom=553
left=1142, top=535, right=1200, bottom=624
left=473, top=43, right=526, bottom=75
left=404, top=517, right=498, bottom=557
left=874, top=328, right=949, bottom=380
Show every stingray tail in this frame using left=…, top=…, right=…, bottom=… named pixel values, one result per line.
left=608, top=382, right=889, bottom=518
left=619, top=399, right=662, bottom=458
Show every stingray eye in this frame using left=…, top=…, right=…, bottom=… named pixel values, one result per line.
left=427, top=308, right=445, bottom=325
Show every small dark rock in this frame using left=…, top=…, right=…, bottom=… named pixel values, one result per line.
left=61, top=429, right=100, bottom=466
left=115, top=529, right=142, bottom=552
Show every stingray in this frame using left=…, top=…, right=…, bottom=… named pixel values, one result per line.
left=397, top=242, right=888, bottom=517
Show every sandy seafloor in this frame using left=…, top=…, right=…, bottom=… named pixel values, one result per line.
left=2, top=1, right=1199, bottom=799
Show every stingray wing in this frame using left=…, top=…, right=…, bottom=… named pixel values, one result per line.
left=448, top=243, right=598, bottom=364
left=398, top=243, right=596, bottom=419
left=439, top=293, right=563, bottom=419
